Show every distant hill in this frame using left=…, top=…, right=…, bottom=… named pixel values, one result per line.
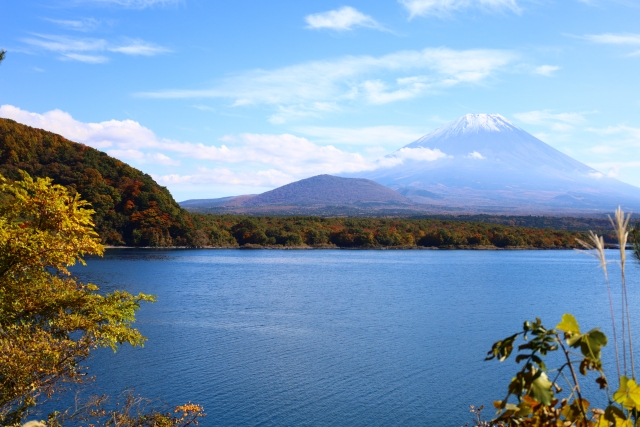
left=0, top=118, right=195, bottom=246
left=350, top=114, right=640, bottom=214
left=179, top=175, right=415, bottom=214
left=180, top=195, right=255, bottom=209
left=245, top=175, right=413, bottom=206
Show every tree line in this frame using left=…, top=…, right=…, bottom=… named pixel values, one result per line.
left=190, top=215, right=584, bottom=249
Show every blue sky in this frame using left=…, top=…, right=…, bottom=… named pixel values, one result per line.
left=1, top=0, right=639, bottom=201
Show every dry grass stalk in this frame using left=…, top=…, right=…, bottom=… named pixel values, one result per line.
left=610, top=206, right=635, bottom=379
left=576, top=231, right=621, bottom=380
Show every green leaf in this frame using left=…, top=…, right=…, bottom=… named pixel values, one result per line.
left=567, top=334, right=582, bottom=348
left=486, top=334, right=518, bottom=362
left=529, top=371, right=554, bottom=406
left=556, top=313, right=580, bottom=334
left=531, top=354, right=546, bottom=370
left=580, top=329, right=608, bottom=360
left=603, top=404, right=631, bottom=426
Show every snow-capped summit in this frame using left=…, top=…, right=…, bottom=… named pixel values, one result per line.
left=404, top=113, right=587, bottom=170
left=430, top=113, right=520, bottom=137
left=349, top=113, right=640, bottom=213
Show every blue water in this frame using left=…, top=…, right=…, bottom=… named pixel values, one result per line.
left=59, top=249, right=639, bottom=426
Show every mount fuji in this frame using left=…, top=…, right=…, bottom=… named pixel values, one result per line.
left=351, top=114, right=640, bottom=214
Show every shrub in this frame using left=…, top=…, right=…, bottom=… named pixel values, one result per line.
left=0, top=172, right=204, bottom=426
left=473, top=208, right=640, bottom=427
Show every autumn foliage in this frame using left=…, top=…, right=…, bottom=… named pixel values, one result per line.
left=0, top=118, right=191, bottom=246
left=0, top=173, right=204, bottom=426
left=193, top=215, right=584, bottom=249
left=476, top=210, right=640, bottom=427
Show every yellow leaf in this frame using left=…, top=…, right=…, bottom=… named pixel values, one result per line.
left=594, top=414, right=609, bottom=427
left=556, top=313, right=580, bottom=334
left=614, top=415, right=633, bottom=427
left=613, top=376, right=631, bottom=404
left=626, top=379, right=640, bottom=410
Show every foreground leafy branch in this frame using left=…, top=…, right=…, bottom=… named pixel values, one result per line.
left=0, top=172, right=204, bottom=426
left=475, top=207, right=640, bottom=427
left=45, top=391, right=204, bottom=427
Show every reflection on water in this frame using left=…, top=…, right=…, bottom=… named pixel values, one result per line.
left=58, top=249, right=638, bottom=426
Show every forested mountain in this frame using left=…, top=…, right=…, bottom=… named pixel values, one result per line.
left=0, top=118, right=194, bottom=246
left=180, top=175, right=414, bottom=213
left=243, top=175, right=412, bottom=206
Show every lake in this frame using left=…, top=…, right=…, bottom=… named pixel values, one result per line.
left=61, top=249, right=639, bottom=426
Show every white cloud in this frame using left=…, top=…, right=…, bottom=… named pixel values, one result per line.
left=46, top=18, right=101, bottom=32
left=22, top=33, right=170, bottom=62
left=154, top=168, right=293, bottom=188
left=305, top=6, right=385, bottom=31
left=582, top=33, right=640, bottom=45
left=268, top=103, right=340, bottom=124
left=399, top=0, right=521, bottom=18
left=23, top=34, right=107, bottom=53
left=295, top=125, right=425, bottom=146
left=215, top=134, right=373, bottom=175
left=378, top=147, right=448, bottom=167
left=589, top=145, right=620, bottom=154
left=587, top=125, right=640, bottom=139
left=585, top=125, right=640, bottom=155
left=108, top=149, right=180, bottom=165
left=581, top=33, right=640, bottom=56
left=466, top=151, right=485, bottom=159
left=79, top=0, right=182, bottom=8
left=551, top=123, right=575, bottom=132
left=0, top=105, right=161, bottom=150
left=137, top=47, right=516, bottom=122
left=396, top=147, right=448, bottom=161
left=0, top=105, right=382, bottom=187
left=361, top=77, right=430, bottom=104
left=109, top=39, right=171, bottom=56
left=62, top=53, right=110, bottom=63
left=192, top=105, right=216, bottom=112
left=589, top=171, right=605, bottom=179
left=587, top=162, right=640, bottom=179
left=513, top=110, right=589, bottom=132
left=533, top=65, right=560, bottom=76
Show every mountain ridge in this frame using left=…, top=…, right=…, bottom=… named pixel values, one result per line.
left=352, top=113, right=640, bottom=213
left=179, top=175, right=415, bottom=213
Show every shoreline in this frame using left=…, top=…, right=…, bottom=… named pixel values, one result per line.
left=104, top=245, right=579, bottom=250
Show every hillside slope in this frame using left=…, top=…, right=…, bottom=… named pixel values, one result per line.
left=0, top=118, right=194, bottom=246
left=179, top=175, right=415, bottom=214
left=243, top=175, right=413, bottom=206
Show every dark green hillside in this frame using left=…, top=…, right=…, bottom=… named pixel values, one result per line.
left=0, top=118, right=194, bottom=246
